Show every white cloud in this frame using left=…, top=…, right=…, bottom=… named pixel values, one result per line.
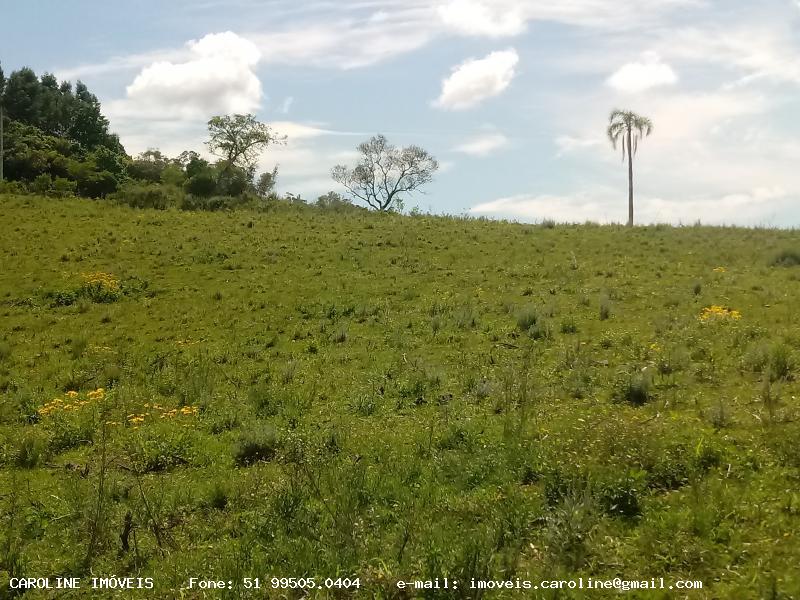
left=454, top=132, right=509, bottom=156
left=278, top=96, right=294, bottom=114
left=469, top=186, right=792, bottom=226
left=607, top=52, right=678, bottom=93
left=249, top=8, right=435, bottom=69
left=438, top=0, right=526, bottom=37
left=470, top=192, right=615, bottom=223
left=115, top=32, right=263, bottom=121
left=658, top=26, right=800, bottom=88
left=434, top=49, right=519, bottom=110
left=555, top=135, right=603, bottom=156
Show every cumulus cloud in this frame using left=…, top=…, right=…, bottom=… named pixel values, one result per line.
left=434, top=49, right=519, bottom=110
left=438, top=0, right=526, bottom=37
left=116, top=31, right=263, bottom=120
left=607, top=52, right=678, bottom=93
left=454, top=132, right=509, bottom=156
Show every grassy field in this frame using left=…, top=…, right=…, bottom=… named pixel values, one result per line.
left=1, top=194, right=799, bottom=598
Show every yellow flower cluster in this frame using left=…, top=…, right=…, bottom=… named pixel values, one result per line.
left=81, top=271, right=120, bottom=291
left=122, top=403, right=200, bottom=427
left=700, top=305, right=742, bottom=322
left=38, top=388, right=105, bottom=417
left=712, top=266, right=727, bottom=273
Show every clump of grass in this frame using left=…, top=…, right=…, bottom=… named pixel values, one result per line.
left=769, top=344, right=793, bottom=381
left=248, top=380, right=281, bottom=416
left=599, top=295, right=611, bottom=321
left=769, top=249, right=800, bottom=267
left=545, top=486, right=598, bottom=569
left=233, top=424, right=279, bottom=466
left=205, top=481, right=229, bottom=511
left=69, top=336, right=88, bottom=360
left=516, top=305, right=539, bottom=331
left=0, top=341, right=11, bottom=362
left=560, top=317, right=578, bottom=334
left=331, top=326, right=348, bottom=344
left=612, top=371, right=652, bottom=406
left=15, top=432, right=46, bottom=468
left=692, top=281, right=702, bottom=295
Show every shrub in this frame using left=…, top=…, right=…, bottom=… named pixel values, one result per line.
left=233, top=424, right=279, bottom=466
left=114, top=182, right=176, bottom=210
left=769, top=344, right=793, bottom=381
left=51, top=177, right=77, bottom=197
left=128, top=427, right=197, bottom=472
left=15, top=432, right=46, bottom=468
left=516, top=305, right=539, bottom=331
left=31, top=173, right=53, bottom=194
left=612, top=371, right=652, bottom=406
left=248, top=381, right=282, bottom=417
left=560, top=317, right=578, bottom=334
left=180, top=195, right=248, bottom=212
left=770, top=249, right=800, bottom=267
left=599, top=297, right=611, bottom=321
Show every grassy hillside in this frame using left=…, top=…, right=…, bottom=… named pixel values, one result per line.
left=1, top=195, right=799, bottom=598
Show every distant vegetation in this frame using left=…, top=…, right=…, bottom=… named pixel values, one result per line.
left=0, top=63, right=440, bottom=216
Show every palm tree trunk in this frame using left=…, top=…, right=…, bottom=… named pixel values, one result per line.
left=626, top=127, right=634, bottom=227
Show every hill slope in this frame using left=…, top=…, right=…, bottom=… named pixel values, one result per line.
left=1, top=195, right=799, bottom=597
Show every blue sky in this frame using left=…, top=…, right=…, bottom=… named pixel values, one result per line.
left=3, top=0, right=800, bottom=225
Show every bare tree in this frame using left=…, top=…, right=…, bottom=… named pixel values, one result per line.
left=607, top=109, right=653, bottom=227
left=332, top=134, right=438, bottom=211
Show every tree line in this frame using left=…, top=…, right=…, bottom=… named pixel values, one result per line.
left=1, top=61, right=652, bottom=223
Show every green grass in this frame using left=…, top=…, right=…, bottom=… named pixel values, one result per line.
left=1, top=194, right=800, bottom=598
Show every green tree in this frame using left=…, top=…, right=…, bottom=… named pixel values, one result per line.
left=331, top=134, right=438, bottom=212
left=255, top=167, right=278, bottom=197
left=0, top=62, right=6, bottom=181
left=206, top=114, right=284, bottom=174
left=607, top=109, right=653, bottom=227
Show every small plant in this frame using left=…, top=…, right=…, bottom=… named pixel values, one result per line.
left=206, top=481, right=229, bottom=511
left=692, top=281, right=702, bottom=295
left=80, top=272, right=121, bottom=303
left=599, top=296, right=611, bottom=321
left=769, top=344, right=793, bottom=381
left=699, top=305, right=741, bottom=323
left=15, top=432, right=46, bottom=468
left=331, top=326, right=348, bottom=344
left=612, top=371, right=652, bottom=406
left=516, top=305, right=539, bottom=331
left=233, top=424, right=279, bottom=466
left=545, top=486, right=598, bottom=569
left=560, top=317, right=578, bottom=334
left=0, top=341, right=11, bottom=362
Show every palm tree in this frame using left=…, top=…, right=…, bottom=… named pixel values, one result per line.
left=607, top=109, right=653, bottom=227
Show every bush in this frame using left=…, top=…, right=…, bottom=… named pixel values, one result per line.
left=612, top=371, right=652, bottom=406
left=51, top=177, right=77, bottom=197
left=0, top=180, right=27, bottom=195
left=114, top=182, right=177, bottom=210
left=516, top=305, right=539, bottom=331
left=128, top=426, right=197, bottom=472
left=233, top=424, right=280, bottom=466
left=31, top=173, right=53, bottom=194
left=770, top=249, right=800, bottom=267
left=15, top=431, right=46, bottom=468
left=181, top=195, right=248, bottom=212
